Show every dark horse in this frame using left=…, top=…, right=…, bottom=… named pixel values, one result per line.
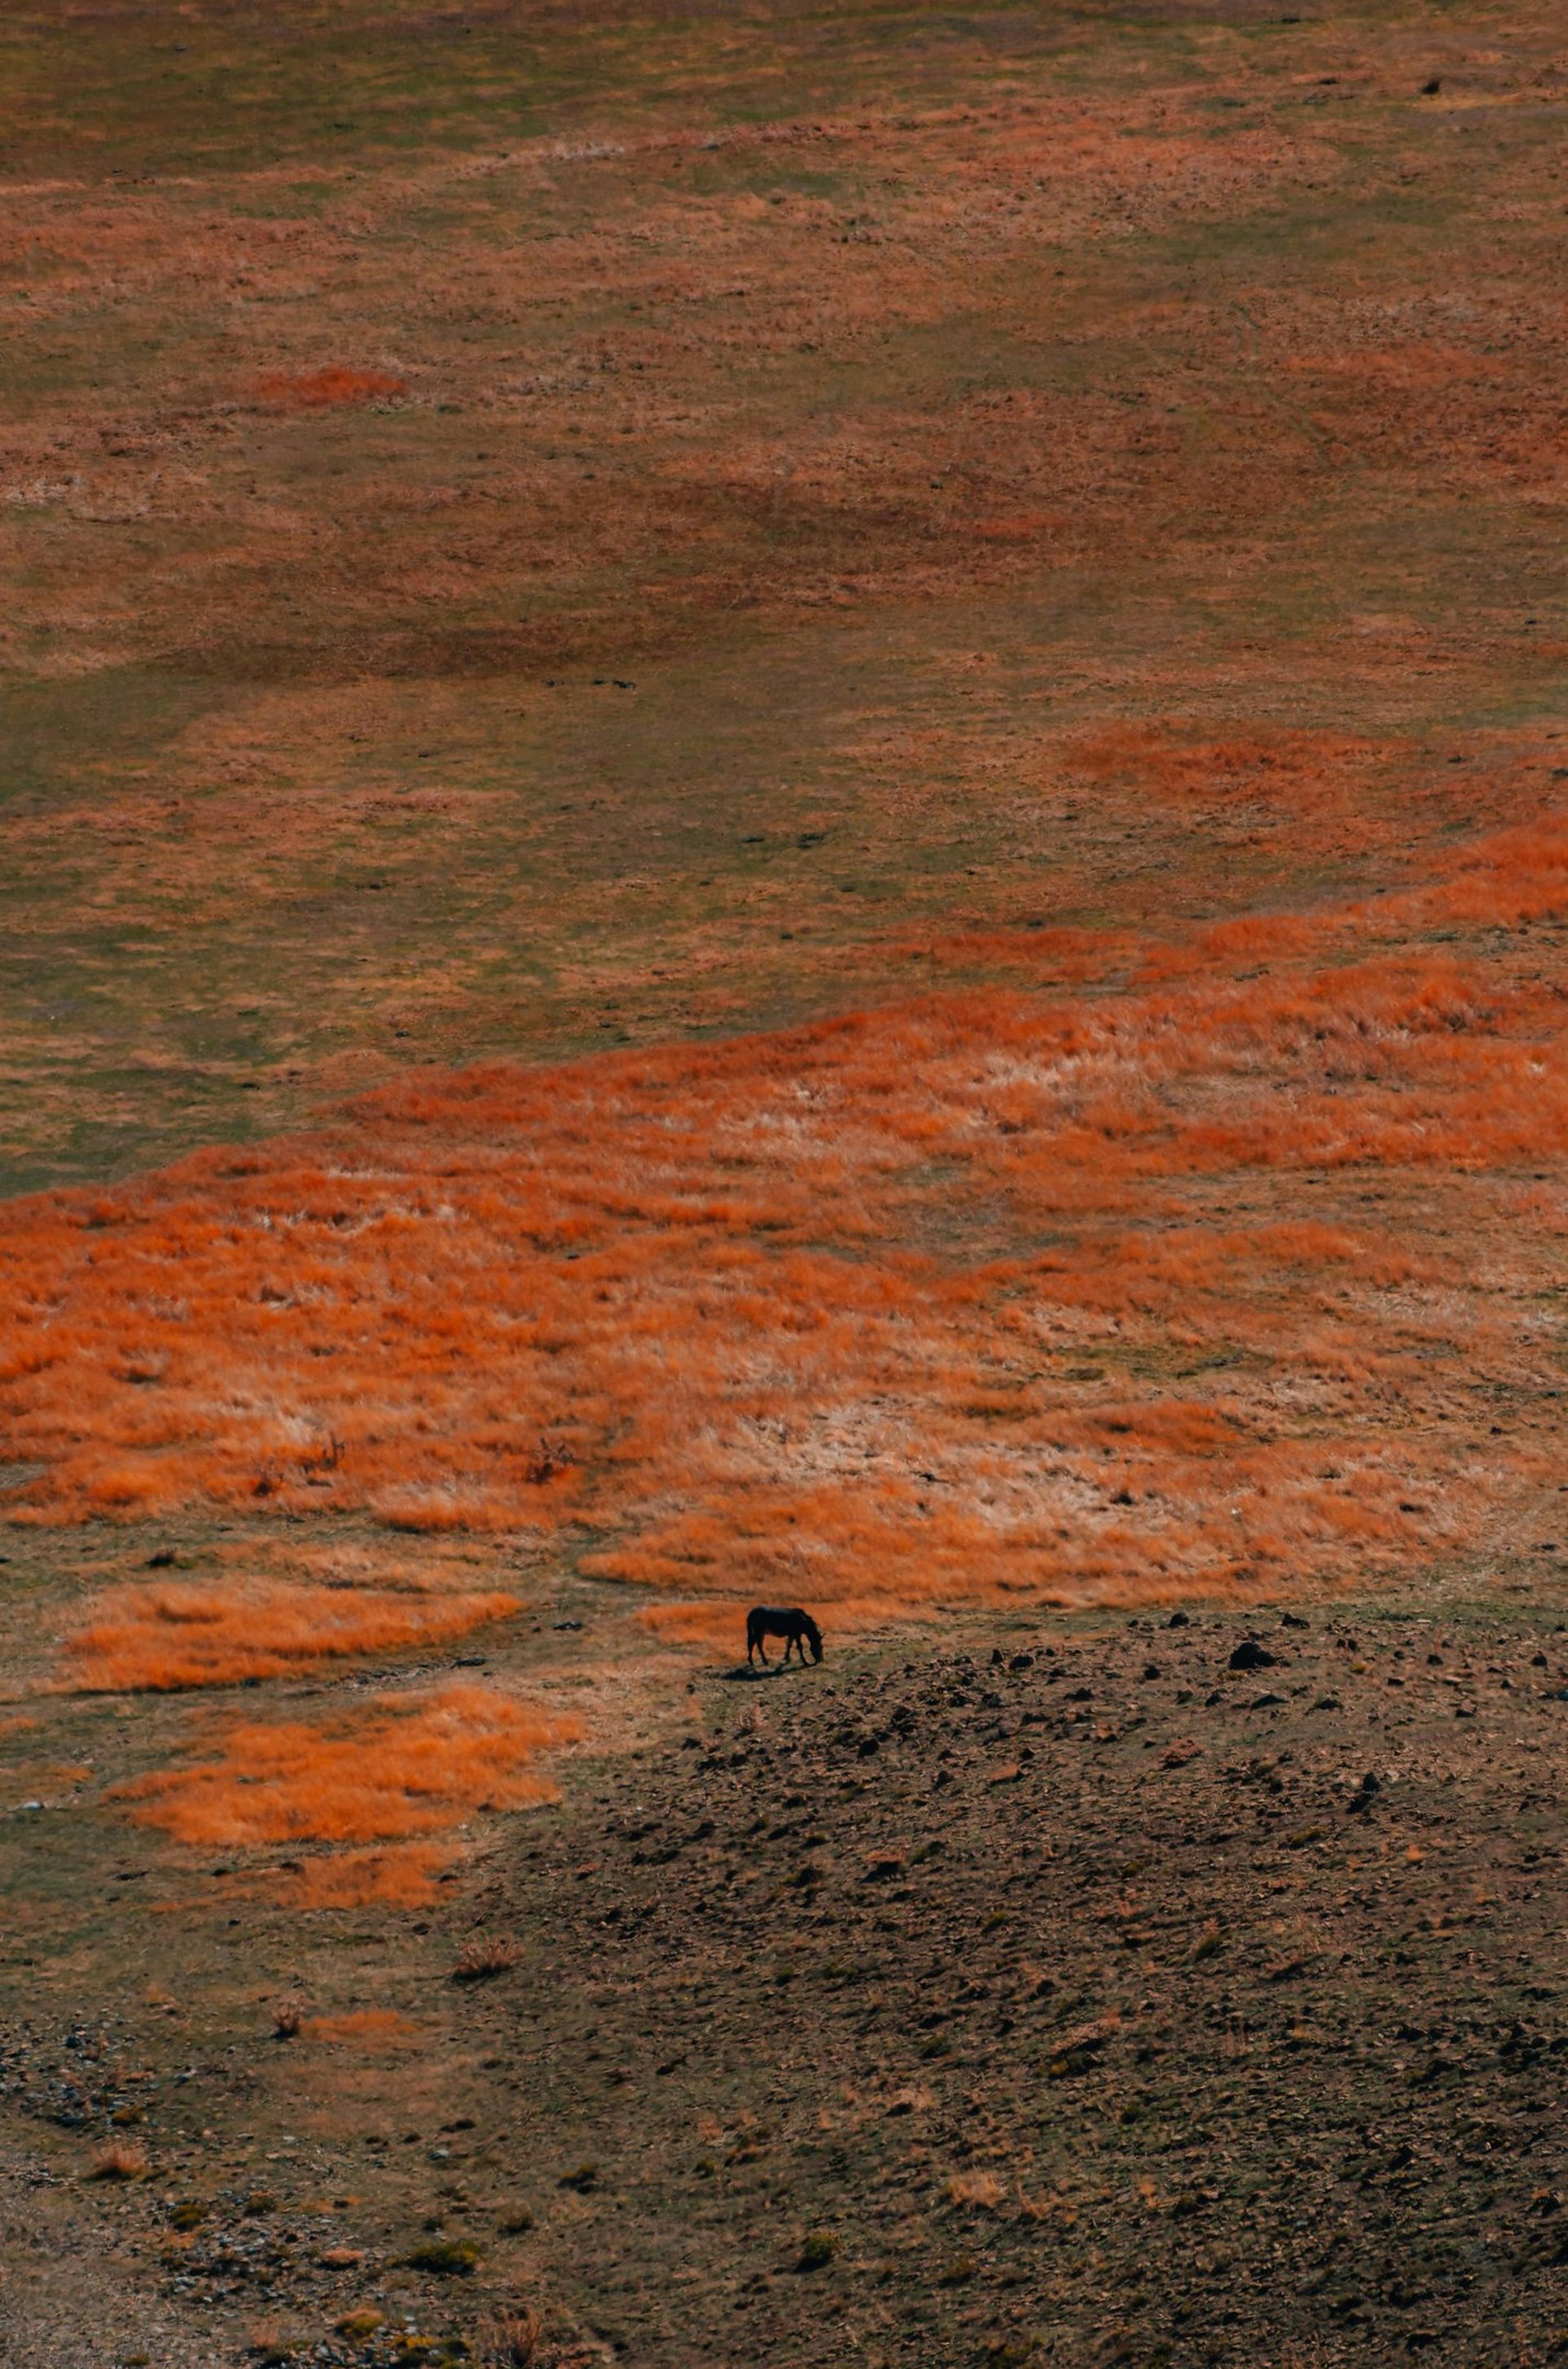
left=746, top=1605, right=823, bottom=1666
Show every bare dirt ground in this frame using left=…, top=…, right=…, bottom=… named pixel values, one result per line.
left=7, top=1603, right=1568, bottom=2367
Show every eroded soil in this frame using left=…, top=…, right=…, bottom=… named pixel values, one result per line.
left=6, top=1604, right=1568, bottom=2367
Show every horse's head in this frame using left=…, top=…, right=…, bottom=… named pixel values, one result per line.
left=803, top=1614, right=824, bottom=1663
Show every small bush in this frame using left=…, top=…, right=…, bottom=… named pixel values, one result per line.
left=335, top=2310, right=385, bottom=2341
left=474, top=2309, right=542, bottom=2367
left=795, top=2230, right=837, bottom=2273
left=404, top=2239, right=480, bottom=2276
left=87, top=2143, right=147, bottom=2180
left=272, top=2001, right=302, bottom=2040
left=452, top=1935, right=519, bottom=1983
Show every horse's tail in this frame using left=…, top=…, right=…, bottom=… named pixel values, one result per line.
left=802, top=1613, right=823, bottom=1662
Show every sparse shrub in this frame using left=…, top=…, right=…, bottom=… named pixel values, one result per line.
left=272, top=2001, right=302, bottom=2040
left=795, top=2230, right=838, bottom=2272
left=474, top=2308, right=543, bottom=2367
left=557, top=2162, right=597, bottom=2193
left=403, top=2238, right=480, bottom=2276
left=87, top=2142, right=147, bottom=2180
left=452, top=1935, right=519, bottom=1983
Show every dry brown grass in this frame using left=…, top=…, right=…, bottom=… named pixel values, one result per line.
left=474, top=2307, right=544, bottom=2368
left=946, top=2170, right=1008, bottom=2211
left=86, top=2141, right=148, bottom=2181
left=452, top=1935, right=520, bottom=1984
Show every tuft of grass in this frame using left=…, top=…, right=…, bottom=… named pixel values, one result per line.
left=474, top=2309, right=543, bottom=2368
left=86, top=2142, right=148, bottom=2181
left=946, top=2171, right=1007, bottom=2211
left=272, top=2001, right=303, bottom=2041
left=452, top=1935, right=519, bottom=1984
left=795, top=2230, right=838, bottom=2272
left=334, top=2309, right=385, bottom=2340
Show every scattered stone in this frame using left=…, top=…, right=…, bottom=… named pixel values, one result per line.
left=1229, top=1640, right=1277, bottom=1671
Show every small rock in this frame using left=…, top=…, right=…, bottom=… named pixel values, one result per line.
left=1229, top=1640, right=1277, bottom=1671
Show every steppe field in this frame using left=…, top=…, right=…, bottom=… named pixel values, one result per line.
left=2, top=1, right=1567, bottom=2362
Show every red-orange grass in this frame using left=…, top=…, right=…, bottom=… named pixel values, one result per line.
left=60, top=1580, right=522, bottom=1693
left=109, top=1685, right=580, bottom=1849
left=255, top=365, right=405, bottom=408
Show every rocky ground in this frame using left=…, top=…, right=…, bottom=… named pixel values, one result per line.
left=5, top=1603, right=1566, bottom=2367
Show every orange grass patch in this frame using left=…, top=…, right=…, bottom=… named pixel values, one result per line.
left=255, top=365, right=406, bottom=409
left=60, top=1579, right=522, bottom=1692
left=301, top=2010, right=422, bottom=2046
left=4, top=817, right=1568, bottom=1622
left=276, top=1842, right=457, bottom=1910
left=110, top=1684, right=580, bottom=1849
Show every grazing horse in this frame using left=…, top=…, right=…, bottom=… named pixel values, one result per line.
left=746, top=1605, right=823, bottom=1666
